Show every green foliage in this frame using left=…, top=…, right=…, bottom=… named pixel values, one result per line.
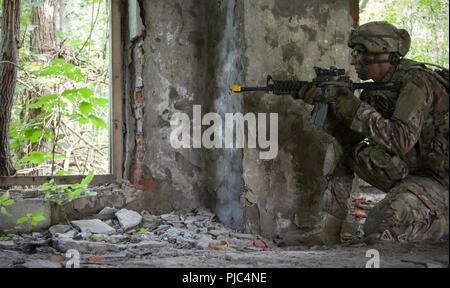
left=15, top=212, right=47, bottom=228
left=10, top=57, right=109, bottom=173
left=0, top=235, right=12, bottom=241
left=40, top=59, right=86, bottom=82
left=43, top=171, right=97, bottom=205
left=10, top=0, right=111, bottom=176
left=19, top=151, right=64, bottom=165
left=360, top=0, right=449, bottom=68
left=0, top=191, right=15, bottom=217
left=1, top=191, right=45, bottom=232
left=88, top=234, right=103, bottom=242
left=136, top=227, right=150, bottom=234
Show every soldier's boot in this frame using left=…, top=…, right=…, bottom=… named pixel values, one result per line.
left=279, top=213, right=343, bottom=247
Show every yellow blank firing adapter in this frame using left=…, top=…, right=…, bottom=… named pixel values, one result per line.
left=231, top=85, right=242, bottom=93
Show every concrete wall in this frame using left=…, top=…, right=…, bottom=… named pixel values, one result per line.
left=242, top=0, right=356, bottom=238
left=123, top=0, right=358, bottom=238
left=125, top=0, right=210, bottom=214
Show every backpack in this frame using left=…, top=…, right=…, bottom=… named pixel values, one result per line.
left=419, top=62, right=449, bottom=93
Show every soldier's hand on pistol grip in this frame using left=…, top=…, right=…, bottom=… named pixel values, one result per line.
left=334, top=87, right=361, bottom=123
left=296, top=84, right=321, bottom=105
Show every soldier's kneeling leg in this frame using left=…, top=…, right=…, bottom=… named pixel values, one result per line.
left=280, top=173, right=354, bottom=247
left=363, top=176, right=449, bottom=243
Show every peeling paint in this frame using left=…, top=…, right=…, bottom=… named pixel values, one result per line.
left=123, top=0, right=356, bottom=238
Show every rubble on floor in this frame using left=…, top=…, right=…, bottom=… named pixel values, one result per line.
left=0, top=207, right=274, bottom=267
left=0, top=187, right=447, bottom=268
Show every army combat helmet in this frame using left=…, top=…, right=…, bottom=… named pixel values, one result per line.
left=348, top=21, right=411, bottom=57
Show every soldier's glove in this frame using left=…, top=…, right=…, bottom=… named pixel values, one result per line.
left=296, top=84, right=321, bottom=105
left=334, top=87, right=361, bottom=123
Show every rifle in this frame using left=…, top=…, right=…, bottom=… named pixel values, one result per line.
left=231, top=66, right=401, bottom=126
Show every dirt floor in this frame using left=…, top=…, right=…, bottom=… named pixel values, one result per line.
left=1, top=185, right=448, bottom=268
left=0, top=238, right=448, bottom=268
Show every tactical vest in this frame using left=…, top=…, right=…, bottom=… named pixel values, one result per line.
left=360, top=59, right=449, bottom=187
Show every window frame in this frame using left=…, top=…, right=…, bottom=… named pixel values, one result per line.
left=0, top=0, right=123, bottom=187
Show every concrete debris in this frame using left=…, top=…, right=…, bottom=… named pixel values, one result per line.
left=1, top=185, right=447, bottom=267
left=49, top=225, right=72, bottom=236
left=115, top=209, right=142, bottom=231
left=142, top=214, right=161, bottom=224
left=128, top=240, right=166, bottom=250
left=231, top=233, right=256, bottom=240
left=208, top=229, right=230, bottom=238
left=105, top=234, right=130, bottom=244
left=208, top=240, right=229, bottom=251
left=99, top=207, right=119, bottom=215
left=19, top=260, right=62, bottom=268
left=195, top=235, right=214, bottom=250
left=55, top=230, right=77, bottom=239
left=160, top=213, right=180, bottom=222
left=53, top=237, right=125, bottom=254
left=1, top=205, right=448, bottom=268
left=48, top=207, right=253, bottom=255
left=0, top=240, right=16, bottom=250
left=71, top=219, right=116, bottom=235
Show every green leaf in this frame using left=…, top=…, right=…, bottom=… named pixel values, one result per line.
left=29, top=94, right=59, bottom=110
left=78, top=117, right=90, bottom=125
left=40, top=66, right=60, bottom=76
left=16, top=216, right=29, bottom=225
left=79, top=102, right=93, bottom=115
left=0, top=235, right=11, bottom=241
left=1, top=207, right=8, bottom=216
left=137, top=227, right=150, bottom=234
left=30, top=213, right=47, bottom=226
left=66, top=68, right=85, bottom=82
left=62, top=89, right=78, bottom=101
left=44, top=130, right=53, bottom=140
left=81, top=171, right=95, bottom=187
left=10, top=140, right=20, bottom=149
left=0, top=191, right=10, bottom=202
left=89, top=115, right=108, bottom=129
left=2, top=199, right=15, bottom=207
left=29, top=129, right=42, bottom=143
left=90, top=97, right=110, bottom=108
left=79, top=88, right=93, bottom=99
left=56, top=170, right=71, bottom=176
left=19, top=152, right=46, bottom=164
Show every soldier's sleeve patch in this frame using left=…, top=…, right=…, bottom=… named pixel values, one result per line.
left=393, top=82, right=427, bottom=122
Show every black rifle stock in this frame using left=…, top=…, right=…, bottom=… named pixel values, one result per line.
left=231, top=66, right=401, bottom=126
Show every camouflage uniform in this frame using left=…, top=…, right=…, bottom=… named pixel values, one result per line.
left=285, top=22, right=449, bottom=246
left=325, top=58, right=449, bottom=242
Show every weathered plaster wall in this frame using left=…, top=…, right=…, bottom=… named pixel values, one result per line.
left=242, top=0, right=357, bottom=238
left=123, top=0, right=358, bottom=238
left=125, top=0, right=210, bottom=214
left=203, top=1, right=246, bottom=229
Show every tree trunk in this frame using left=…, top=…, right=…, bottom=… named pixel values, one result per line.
left=55, top=0, right=66, bottom=45
left=30, top=0, right=56, bottom=55
left=29, top=0, right=57, bottom=168
left=0, top=0, right=21, bottom=176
